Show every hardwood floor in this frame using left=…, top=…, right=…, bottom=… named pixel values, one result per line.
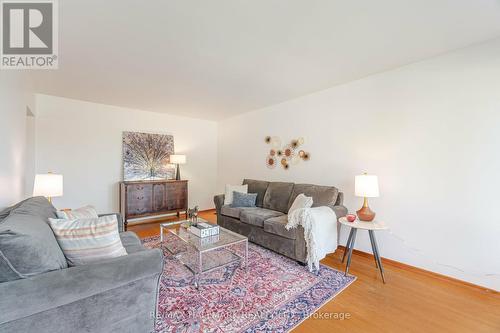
left=129, top=210, right=500, bottom=333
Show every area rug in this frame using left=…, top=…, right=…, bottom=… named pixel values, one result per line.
left=143, top=234, right=356, bottom=333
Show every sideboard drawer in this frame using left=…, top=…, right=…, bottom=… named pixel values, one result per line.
left=126, top=184, right=153, bottom=216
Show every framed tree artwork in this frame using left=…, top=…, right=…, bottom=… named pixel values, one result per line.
left=122, top=131, right=175, bottom=180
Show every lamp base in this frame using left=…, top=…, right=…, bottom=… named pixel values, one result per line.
left=175, top=164, right=181, bottom=180
left=357, top=199, right=376, bottom=221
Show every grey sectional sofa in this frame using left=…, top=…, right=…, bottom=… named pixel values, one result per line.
left=0, top=197, right=163, bottom=333
left=214, top=179, right=347, bottom=264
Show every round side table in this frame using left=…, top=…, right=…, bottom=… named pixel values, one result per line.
left=338, top=217, right=388, bottom=283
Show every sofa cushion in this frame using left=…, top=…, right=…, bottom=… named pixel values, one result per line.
left=11, top=196, right=58, bottom=219
left=264, top=215, right=298, bottom=240
left=221, top=205, right=249, bottom=218
left=262, top=182, right=294, bottom=213
left=240, top=208, right=284, bottom=228
left=120, top=231, right=145, bottom=254
left=243, top=179, right=270, bottom=207
left=0, top=197, right=68, bottom=282
left=0, top=197, right=36, bottom=223
left=287, top=184, right=339, bottom=211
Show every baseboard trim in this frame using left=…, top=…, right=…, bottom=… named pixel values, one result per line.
left=332, top=245, right=498, bottom=294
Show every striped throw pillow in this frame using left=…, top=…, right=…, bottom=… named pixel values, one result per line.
left=56, top=205, right=99, bottom=219
left=48, top=215, right=127, bottom=266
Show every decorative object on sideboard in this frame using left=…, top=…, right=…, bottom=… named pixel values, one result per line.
left=33, top=172, right=63, bottom=203
left=122, top=131, right=175, bottom=181
left=355, top=173, right=379, bottom=222
left=264, top=136, right=309, bottom=170
left=169, top=154, right=187, bottom=180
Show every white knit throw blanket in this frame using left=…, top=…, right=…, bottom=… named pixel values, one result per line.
left=286, top=206, right=338, bottom=272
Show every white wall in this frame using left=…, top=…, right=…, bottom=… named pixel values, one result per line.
left=25, top=109, right=36, bottom=197
left=0, top=72, right=35, bottom=208
left=217, top=39, right=500, bottom=290
left=35, top=95, right=218, bottom=213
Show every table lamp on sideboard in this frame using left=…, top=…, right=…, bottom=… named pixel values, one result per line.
left=355, top=173, right=379, bottom=221
left=169, top=154, right=186, bottom=180
left=33, top=173, right=63, bottom=203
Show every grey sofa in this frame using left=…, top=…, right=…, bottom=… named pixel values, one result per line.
left=214, top=179, right=347, bottom=264
left=0, top=197, right=163, bottom=333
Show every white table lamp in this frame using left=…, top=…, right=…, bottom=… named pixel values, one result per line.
left=355, top=173, right=379, bottom=221
left=33, top=173, right=63, bottom=203
left=169, top=155, right=186, bottom=180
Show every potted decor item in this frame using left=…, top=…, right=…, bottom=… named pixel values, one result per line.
left=187, top=206, right=199, bottom=226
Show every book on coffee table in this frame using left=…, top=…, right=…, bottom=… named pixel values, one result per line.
left=188, top=222, right=220, bottom=238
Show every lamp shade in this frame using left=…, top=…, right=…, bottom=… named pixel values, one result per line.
left=355, top=174, right=379, bottom=198
left=33, top=174, right=63, bottom=198
left=169, top=154, right=186, bottom=164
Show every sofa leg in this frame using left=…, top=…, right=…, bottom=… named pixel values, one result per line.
left=297, top=261, right=307, bottom=266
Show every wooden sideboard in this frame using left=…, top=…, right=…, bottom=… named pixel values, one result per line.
left=120, top=180, right=188, bottom=229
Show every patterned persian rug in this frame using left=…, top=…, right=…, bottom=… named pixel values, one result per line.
left=143, top=234, right=356, bottom=333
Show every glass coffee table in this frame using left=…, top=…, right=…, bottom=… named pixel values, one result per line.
left=160, top=219, right=248, bottom=288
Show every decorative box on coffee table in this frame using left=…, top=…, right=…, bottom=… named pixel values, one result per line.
left=120, top=179, right=188, bottom=230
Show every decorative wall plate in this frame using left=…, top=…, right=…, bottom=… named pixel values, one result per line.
left=266, top=155, right=276, bottom=169
left=264, top=136, right=309, bottom=170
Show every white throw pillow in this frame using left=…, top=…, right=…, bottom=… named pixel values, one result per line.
left=48, top=215, right=127, bottom=266
left=56, top=205, right=99, bottom=219
left=224, top=184, right=248, bottom=205
left=288, top=193, right=313, bottom=215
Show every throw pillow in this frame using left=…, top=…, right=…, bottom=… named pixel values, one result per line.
left=48, top=215, right=127, bottom=266
left=224, top=184, right=248, bottom=205
left=288, top=193, right=313, bottom=215
left=56, top=205, right=99, bottom=219
left=231, top=191, right=257, bottom=208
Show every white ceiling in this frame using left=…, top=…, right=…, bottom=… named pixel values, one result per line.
left=32, top=0, right=500, bottom=120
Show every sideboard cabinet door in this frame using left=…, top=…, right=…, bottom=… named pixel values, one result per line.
left=166, top=181, right=187, bottom=210
left=152, top=183, right=167, bottom=212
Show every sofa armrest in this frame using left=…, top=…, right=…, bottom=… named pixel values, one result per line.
left=0, top=248, right=163, bottom=325
left=330, top=204, right=348, bottom=219
left=214, top=194, right=225, bottom=214
left=99, top=212, right=124, bottom=232
left=335, top=192, right=344, bottom=206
